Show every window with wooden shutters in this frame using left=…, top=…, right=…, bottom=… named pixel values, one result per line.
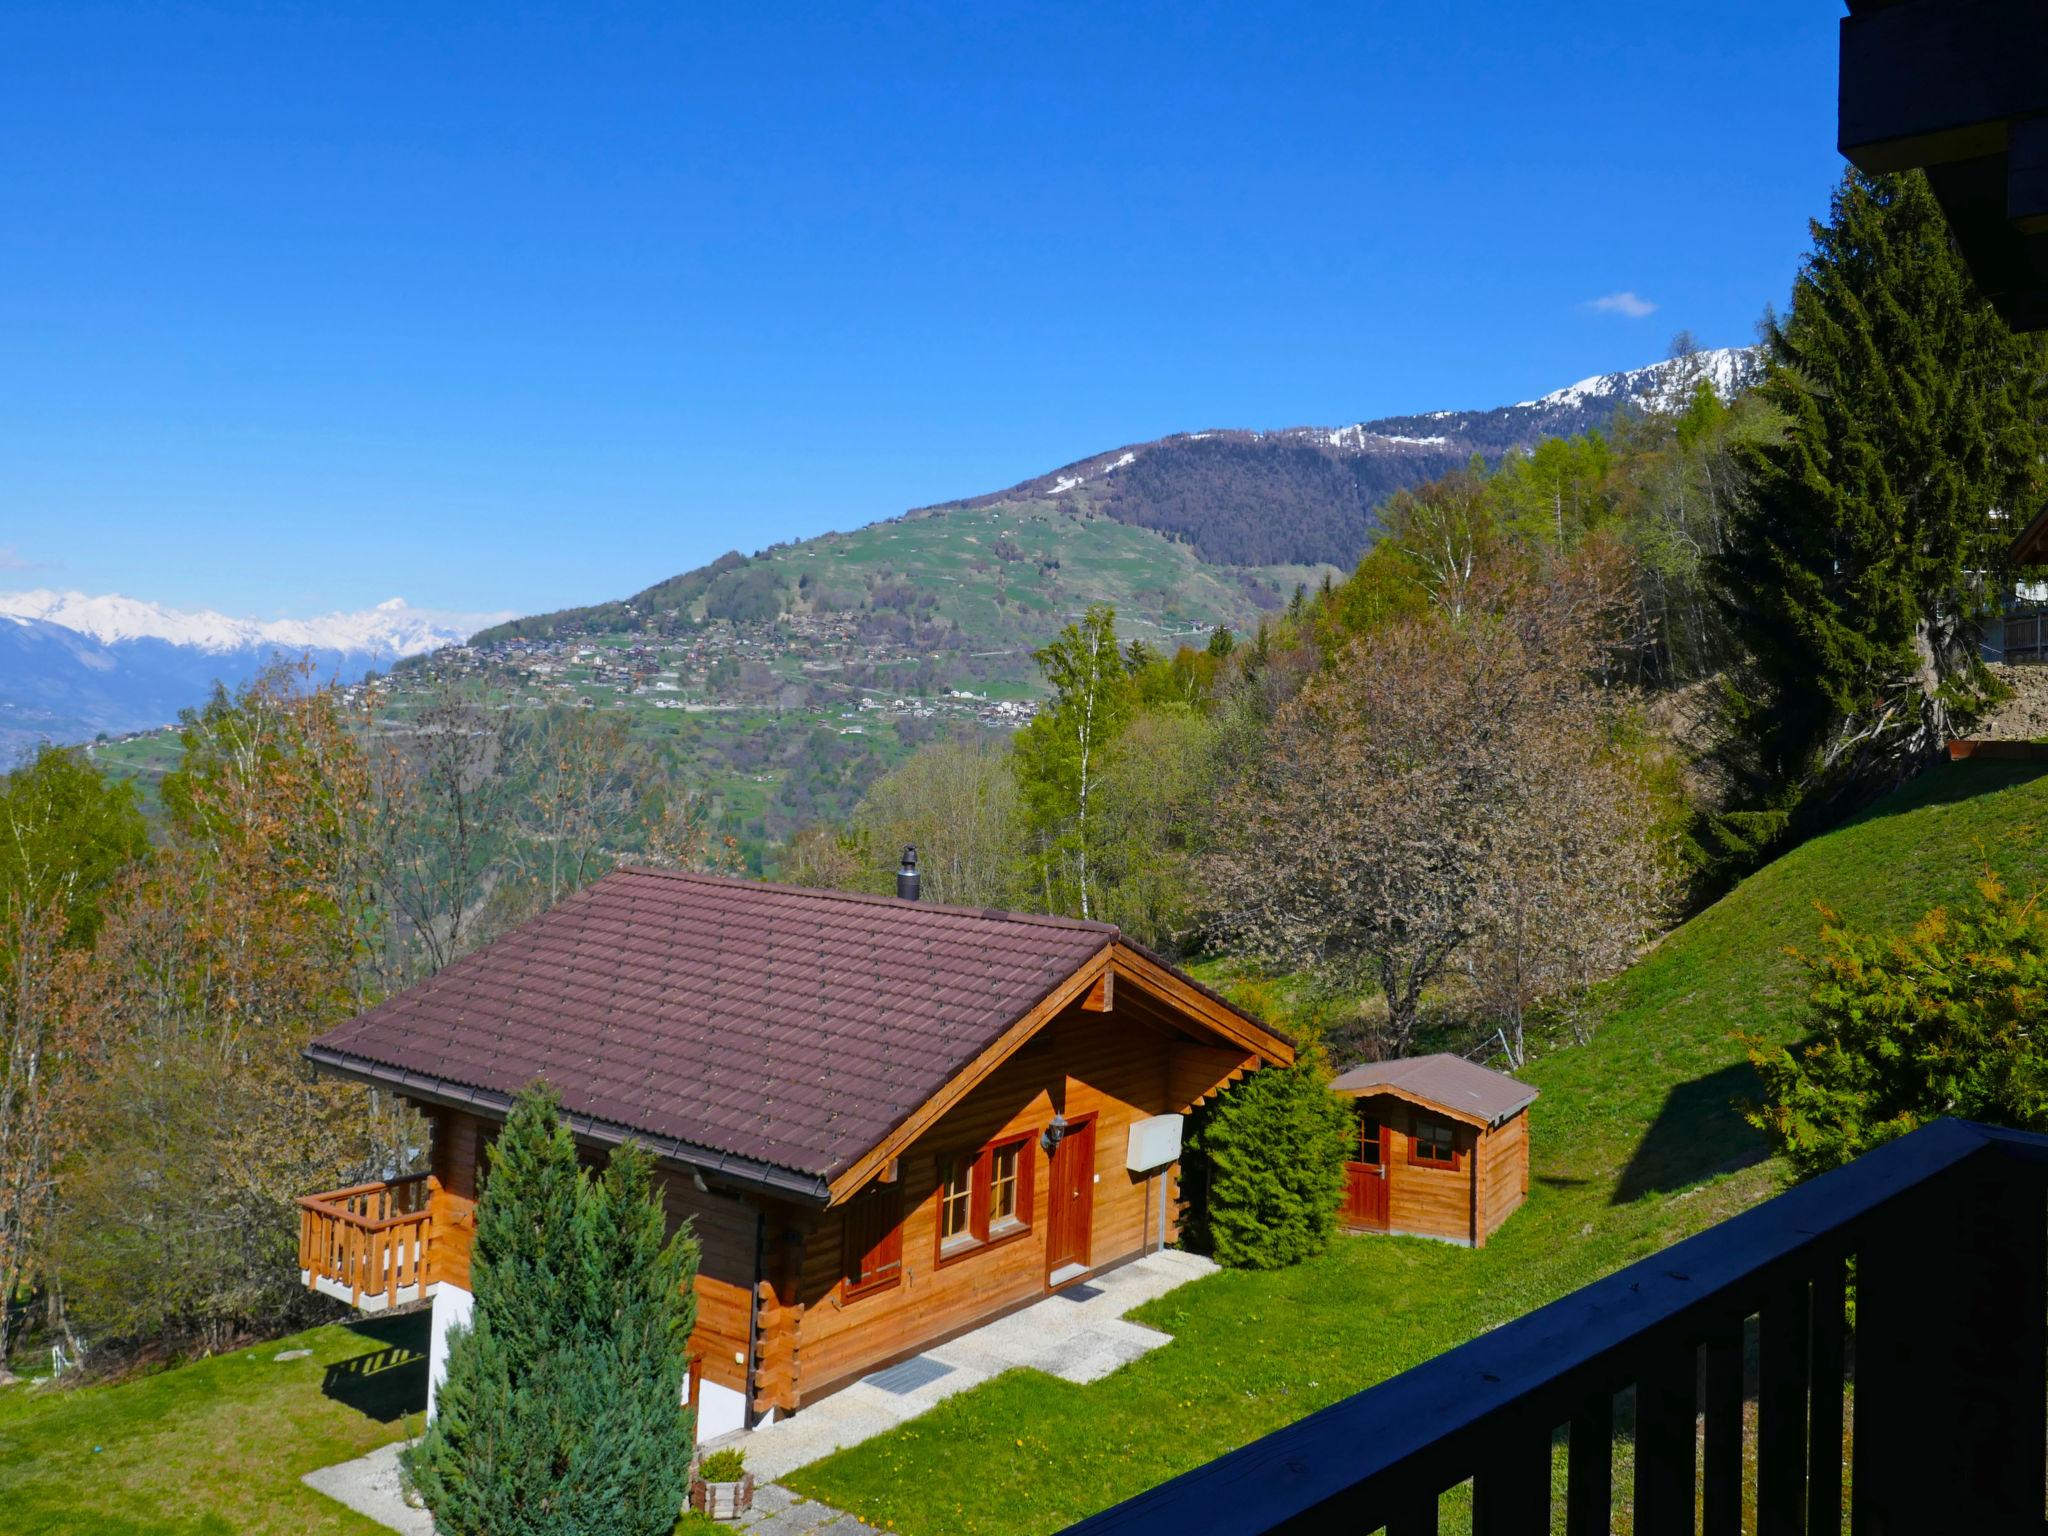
left=842, top=1186, right=904, bottom=1300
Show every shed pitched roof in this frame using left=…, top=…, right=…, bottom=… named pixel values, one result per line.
left=1329, top=1053, right=1537, bottom=1128
left=309, top=868, right=1158, bottom=1195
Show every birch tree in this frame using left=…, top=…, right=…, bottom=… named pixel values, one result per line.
left=1014, top=606, right=1133, bottom=921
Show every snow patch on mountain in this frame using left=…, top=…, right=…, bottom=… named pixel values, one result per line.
left=0, top=590, right=511, bottom=658
left=1517, top=346, right=1758, bottom=413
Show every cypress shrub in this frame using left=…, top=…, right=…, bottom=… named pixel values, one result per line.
left=576, top=1141, right=701, bottom=1536
left=1183, top=1059, right=1349, bottom=1269
left=405, top=1083, right=699, bottom=1536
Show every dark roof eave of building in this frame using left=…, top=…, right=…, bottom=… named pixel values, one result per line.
left=302, top=1044, right=834, bottom=1205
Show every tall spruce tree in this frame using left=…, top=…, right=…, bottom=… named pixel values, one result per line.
left=406, top=1084, right=699, bottom=1536
left=1716, top=169, right=2048, bottom=821
left=576, top=1141, right=700, bottom=1536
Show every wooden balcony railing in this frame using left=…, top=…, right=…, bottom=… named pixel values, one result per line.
left=1063, top=1117, right=2048, bottom=1536
left=297, top=1174, right=434, bottom=1311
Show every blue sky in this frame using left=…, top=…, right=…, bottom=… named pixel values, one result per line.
left=1, top=2, right=1846, bottom=620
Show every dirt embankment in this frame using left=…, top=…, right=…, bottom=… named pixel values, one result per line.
left=1981, top=664, right=2048, bottom=741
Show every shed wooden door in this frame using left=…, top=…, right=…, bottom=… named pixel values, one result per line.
left=1047, top=1115, right=1096, bottom=1278
left=1346, top=1108, right=1388, bottom=1230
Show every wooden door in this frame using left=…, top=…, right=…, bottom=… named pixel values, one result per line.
left=1345, top=1107, right=1388, bottom=1230
left=1047, top=1115, right=1097, bottom=1278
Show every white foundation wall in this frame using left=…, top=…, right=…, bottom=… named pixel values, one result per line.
left=429, top=1278, right=753, bottom=1438
left=695, top=1375, right=749, bottom=1440
left=426, top=1282, right=475, bottom=1421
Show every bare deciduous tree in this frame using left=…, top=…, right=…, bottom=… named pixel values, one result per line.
left=371, top=685, right=512, bottom=979
left=1207, top=555, right=1667, bottom=1063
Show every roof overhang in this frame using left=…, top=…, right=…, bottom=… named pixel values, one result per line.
left=1840, top=0, right=2048, bottom=332
left=1329, top=1076, right=1538, bottom=1130
left=823, top=940, right=1296, bottom=1206
left=2012, top=503, right=2048, bottom=568
left=303, top=1044, right=834, bottom=1205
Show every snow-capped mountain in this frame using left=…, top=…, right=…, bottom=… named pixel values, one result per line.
left=0, top=591, right=489, bottom=658
left=1516, top=345, right=1758, bottom=415
left=0, top=593, right=510, bottom=760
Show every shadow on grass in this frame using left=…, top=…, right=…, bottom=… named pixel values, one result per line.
left=1846, top=758, right=2048, bottom=827
left=321, top=1310, right=430, bottom=1423
left=1612, top=1061, right=1772, bottom=1206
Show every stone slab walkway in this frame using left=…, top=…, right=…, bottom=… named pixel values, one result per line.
left=725, top=1481, right=883, bottom=1534
left=301, top=1445, right=880, bottom=1535
left=719, top=1248, right=1216, bottom=1483
left=302, top=1442, right=434, bottom=1536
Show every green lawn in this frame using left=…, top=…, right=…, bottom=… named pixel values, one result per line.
left=0, top=1311, right=427, bottom=1536
left=785, top=760, right=2048, bottom=1534
left=4, top=761, right=2041, bottom=1534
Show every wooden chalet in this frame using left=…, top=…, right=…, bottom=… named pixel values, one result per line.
left=296, top=865, right=1292, bottom=1436
left=1329, top=1055, right=1534, bottom=1248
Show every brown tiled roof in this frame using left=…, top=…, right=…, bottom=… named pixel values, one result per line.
left=1329, top=1053, right=1537, bottom=1127
left=309, top=868, right=1118, bottom=1197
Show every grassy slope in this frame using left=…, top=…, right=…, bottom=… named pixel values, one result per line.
left=0, top=1313, right=426, bottom=1536
left=786, top=760, right=2048, bottom=1534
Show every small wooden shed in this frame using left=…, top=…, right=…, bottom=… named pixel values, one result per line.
left=1329, top=1054, right=1536, bottom=1248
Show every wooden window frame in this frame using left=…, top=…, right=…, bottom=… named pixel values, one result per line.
left=1409, top=1114, right=1461, bottom=1170
left=935, top=1130, right=1037, bottom=1268
left=841, top=1184, right=905, bottom=1301
left=1352, top=1108, right=1383, bottom=1166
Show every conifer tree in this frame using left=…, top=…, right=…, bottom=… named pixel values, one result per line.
left=1716, top=169, right=2048, bottom=819
left=575, top=1140, right=700, bottom=1536
left=1182, top=1060, right=1348, bottom=1269
left=407, top=1085, right=699, bottom=1536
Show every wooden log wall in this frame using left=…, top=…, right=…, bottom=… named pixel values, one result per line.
left=785, top=995, right=1251, bottom=1406
left=420, top=1104, right=764, bottom=1398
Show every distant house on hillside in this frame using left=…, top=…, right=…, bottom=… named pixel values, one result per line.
left=295, top=862, right=1292, bottom=1438
left=1329, top=1054, right=1535, bottom=1248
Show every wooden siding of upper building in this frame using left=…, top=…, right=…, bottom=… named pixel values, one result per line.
left=1345, top=1093, right=1531, bottom=1248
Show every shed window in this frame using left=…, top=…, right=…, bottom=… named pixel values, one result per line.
left=842, top=1186, right=904, bottom=1300
left=1353, top=1110, right=1382, bottom=1166
left=935, top=1131, right=1036, bottom=1264
left=1411, top=1117, right=1458, bottom=1168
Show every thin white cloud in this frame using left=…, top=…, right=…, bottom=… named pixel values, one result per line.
left=1586, top=291, right=1658, bottom=319
left=0, top=545, right=41, bottom=573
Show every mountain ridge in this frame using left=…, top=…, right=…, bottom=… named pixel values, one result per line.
left=476, top=344, right=1760, bottom=644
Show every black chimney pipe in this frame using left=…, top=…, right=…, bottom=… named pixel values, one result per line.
left=896, top=845, right=920, bottom=901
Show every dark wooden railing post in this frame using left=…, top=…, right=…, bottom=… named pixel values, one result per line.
left=1756, top=1279, right=1809, bottom=1535
left=1854, top=1153, right=2048, bottom=1534
left=1700, top=1321, right=1744, bottom=1536
left=1804, top=1258, right=1846, bottom=1535
left=1471, top=1425, right=1549, bottom=1535
left=1564, top=1390, right=1612, bottom=1536
left=1633, top=1340, right=1697, bottom=1536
